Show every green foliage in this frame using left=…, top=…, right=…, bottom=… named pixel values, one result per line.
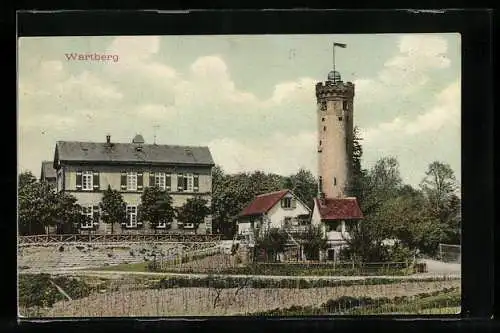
left=284, top=168, right=318, bottom=209
left=300, top=225, right=328, bottom=260
left=255, top=228, right=289, bottom=261
left=176, top=196, right=210, bottom=233
left=420, top=161, right=461, bottom=245
left=211, top=166, right=288, bottom=238
left=138, top=186, right=176, bottom=230
left=18, top=274, right=91, bottom=308
left=151, top=275, right=452, bottom=290
left=18, top=172, right=83, bottom=235
left=99, top=185, right=127, bottom=234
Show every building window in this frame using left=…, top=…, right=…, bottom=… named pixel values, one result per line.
left=183, top=222, right=194, bottom=229
left=155, top=172, right=166, bottom=190
left=343, top=100, right=348, bottom=110
left=318, top=176, right=323, bottom=193
left=157, top=220, right=167, bottom=228
left=126, top=205, right=137, bottom=228
left=82, top=171, right=93, bottom=191
left=283, top=217, right=292, bottom=227
left=184, top=174, right=194, bottom=191
left=338, top=116, right=343, bottom=121
left=281, top=197, right=293, bottom=209
left=334, top=177, right=337, bottom=186
left=127, top=172, right=137, bottom=191
left=321, top=117, right=325, bottom=122
left=323, top=126, right=326, bottom=131
left=81, top=206, right=94, bottom=228
left=329, top=221, right=342, bottom=232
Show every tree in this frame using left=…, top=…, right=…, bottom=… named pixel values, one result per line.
left=342, top=156, right=403, bottom=262
left=18, top=171, right=82, bottom=235
left=285, top=168, right=317, bottom=209
left=138, top=186, right=176, bottom=231
left=99, top=185, right=127, bottom=234
left=19, top=171, right=37, bottom=189
left=211, top=166, right=288, bottom=238
left=300, top=225, right=328, bottom=260
left=420, top=161, right=461, bottom=244
left=255, top=227, right=289, bottom=262
left=346, top=126, right=367, bottom=199
left=176, top=195, right=210, bottom=234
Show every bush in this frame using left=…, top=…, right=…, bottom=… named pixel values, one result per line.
left=18, top=274, right=92, bottom=308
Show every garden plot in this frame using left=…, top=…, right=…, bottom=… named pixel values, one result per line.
left=38, top=279, right=460, bottom=317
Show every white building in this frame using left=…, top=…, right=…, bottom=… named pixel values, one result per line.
left=237, top=189, right=311, bottom=237
left=311, top=196, right=363, bottom=260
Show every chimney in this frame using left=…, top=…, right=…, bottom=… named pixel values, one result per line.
left=106, top=134, right=111, bottom=144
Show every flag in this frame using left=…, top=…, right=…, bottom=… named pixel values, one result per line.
left=334, top=42, right=347, bottom=48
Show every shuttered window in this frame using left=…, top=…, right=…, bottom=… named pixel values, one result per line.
left=92, top=172, right=100, bottom=191
left=137, top=172, right=143, bottom=191
left=82, top=171, right=93, bottom=191
left=166, top=173, right=171, bottom=191
left=120, top=171, right=127, bottom=190
left=126, top=206, right=138, bottom=228
left=76, top=171, right=83, bottom=190
left=177, top=173, right=184, bottom=191
left=149, top=172, right=155, bottom=188
left=127, top=172, right=137, bottom=191
left=193, top=174, right=199, bottom=192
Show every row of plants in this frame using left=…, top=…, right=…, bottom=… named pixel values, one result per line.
left=18, top=274, right=98, bottom=308
left=147, top=247, right=222, bottom=271
left=150, top=275, right=457, bottom=290
left=249, top=287, right=460, bottom=316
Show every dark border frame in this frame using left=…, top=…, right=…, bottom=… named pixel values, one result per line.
left=8, top=8, right=495, bottom=333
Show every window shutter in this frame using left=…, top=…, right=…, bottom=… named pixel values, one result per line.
left=76, top=171, right=82, bottom=190
left=166, top=173, right=171, bottom=191
left=193, top=174, right=199, bottom=192
left=93, top=206, right=100, bottom=226
left=177, top=173, right=184, bottom=191
left=120, top=171, right=127, bottom=190
left=149, top=172, right=155, bottom=188
left=291, top=198, right=297, bottom=208
left=93, top=172, right=100, bottom=191
left=137, top=172, right=143, bottom=191
left=280, top=199, right=284, bottom=208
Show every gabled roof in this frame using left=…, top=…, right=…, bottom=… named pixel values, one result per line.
left=41, top=161, right=56, bottom=179
left=54, top=141, right=215, bottom=166
left=240, top=190, right=291, bottom=217
left=314, top=197, right=364, bottom=220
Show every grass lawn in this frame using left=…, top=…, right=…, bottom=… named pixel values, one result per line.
left=95, top=262, right=148, bottom=272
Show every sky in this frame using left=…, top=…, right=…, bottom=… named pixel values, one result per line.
left=17, top=34, right=461, bottom=188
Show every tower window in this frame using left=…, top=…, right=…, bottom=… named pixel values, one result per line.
left=321, top=117, right=325, bottom=122
left=318, top=176, right=323, bottom=192
left=334, top=177, right=337, bottom=186
left=320, top=102, right=327, bottom=111
left=319, top=140, right=322, bottom=146
left=343, top=100, right=348, bottom=110
left=323, top=126, right=326, bottom=131
left=338, top=116, right=343, bottom=121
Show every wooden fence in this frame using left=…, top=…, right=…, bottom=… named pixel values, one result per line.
left=18, top=233, right=222, bottom=245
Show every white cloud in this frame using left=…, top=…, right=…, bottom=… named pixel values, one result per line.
left=208, top=131, right=316, bottom=176
left=355, top=35, right=451, bottom=104
left=360, top=78, right=460, bottom=144
left=137, top=104, right=177, bottom=120
left=267, top=77, right=316, bottom=105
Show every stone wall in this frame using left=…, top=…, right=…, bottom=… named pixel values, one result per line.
left=17, top=242, right=188, bottom=273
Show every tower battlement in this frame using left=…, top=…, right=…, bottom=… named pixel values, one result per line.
left=315, top=81, right=355, bottom=100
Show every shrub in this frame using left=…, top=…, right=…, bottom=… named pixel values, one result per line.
left=18, top=274, right=92, bottom=308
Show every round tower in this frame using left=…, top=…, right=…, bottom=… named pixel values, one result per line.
left=316, top=70, right=355, bottom=198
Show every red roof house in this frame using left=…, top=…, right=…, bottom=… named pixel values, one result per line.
left=313, top=197, right=364, bottom=221
left=238, top=189, right=311, bottom=235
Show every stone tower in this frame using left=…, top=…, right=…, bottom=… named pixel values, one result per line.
left=315, top=70, right=355, bottom=198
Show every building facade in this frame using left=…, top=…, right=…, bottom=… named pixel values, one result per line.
left=53, top=134, right=215, bottom=234
left=237, top=190, right=311, bottom=238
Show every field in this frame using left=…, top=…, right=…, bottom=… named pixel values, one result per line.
left=23, top=278, right=460, bottom=317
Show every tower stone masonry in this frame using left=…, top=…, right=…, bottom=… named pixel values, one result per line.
left=315, top=72, right=355, bottom=198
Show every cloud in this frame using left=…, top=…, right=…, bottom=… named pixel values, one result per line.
left=355, top=35, right=451, bottom=105
left=208, top=131, right=316, bottom=176
left=136, top=104, right=177, bottom=120
left=360, top=78, right=460, bottom=145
